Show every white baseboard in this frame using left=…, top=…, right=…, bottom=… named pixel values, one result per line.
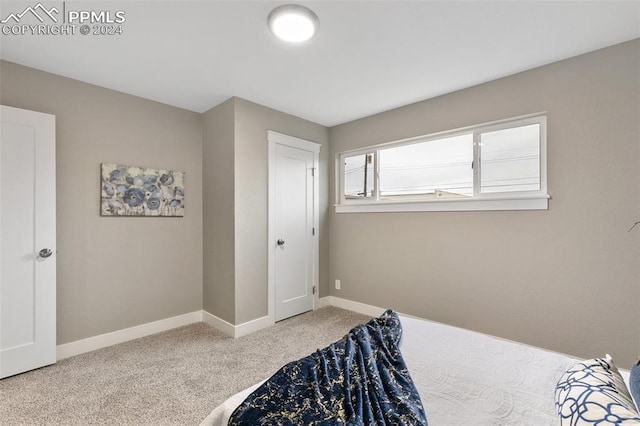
left=202, top=311, right=235, bottom=337
left=201, top=297, right=384, bottom=339
left=235, top=315, right=273, bottom=338
left=56, top=298, right=387, bottom=360
left=318, top=296, right=331, bottom=308
left=56, top=311, right=202, bottom=360
left=323, top=296, right=386, bottom=317
left=202, top=310, right=274, bottom=338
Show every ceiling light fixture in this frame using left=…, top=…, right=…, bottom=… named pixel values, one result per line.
left=268, top=4, right=319, bottom=43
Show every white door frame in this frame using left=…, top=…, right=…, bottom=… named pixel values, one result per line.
left=267, top=131, right=320, bottom=323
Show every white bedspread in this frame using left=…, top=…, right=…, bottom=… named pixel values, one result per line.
left=201, top=315, right=621, bottom=426
left=400, top=316, right=576, bottom=425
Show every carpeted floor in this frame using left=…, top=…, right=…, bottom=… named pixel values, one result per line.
left=0, top=307, right=370, bottom=425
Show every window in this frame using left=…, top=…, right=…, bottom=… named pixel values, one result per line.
left=344, top=152, right=375, bottom=199
left=479, top=123, right=540, bottom=194
left=336, top=113, right=548, bottom=212
left=379, top=133, right=473, bottom=200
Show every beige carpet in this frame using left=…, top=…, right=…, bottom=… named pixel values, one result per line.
left=0, top=307, right=370, bottom=425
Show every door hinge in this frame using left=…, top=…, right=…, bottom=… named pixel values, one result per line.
left=312, top=227, right=315, bottom=236
left=312, top=286, right=316, bottom=295
left=311, top=168, right=316, bottom=177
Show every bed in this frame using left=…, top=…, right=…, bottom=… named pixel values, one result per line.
left=201, top=312, right=636, bottom=426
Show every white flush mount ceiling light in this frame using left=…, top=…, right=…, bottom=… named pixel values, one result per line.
left=268, top=4, right=319, bottom=43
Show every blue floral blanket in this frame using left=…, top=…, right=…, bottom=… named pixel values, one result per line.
left=228, top=310, right=428, bottom=425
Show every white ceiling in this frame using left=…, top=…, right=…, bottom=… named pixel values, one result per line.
left=1, top=1, right=639, bottom=126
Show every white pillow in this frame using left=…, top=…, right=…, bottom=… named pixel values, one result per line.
left=555, top=355, right=640, bottom=425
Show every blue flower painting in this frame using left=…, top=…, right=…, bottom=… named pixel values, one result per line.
left=101, top=163, right=185, bottom=217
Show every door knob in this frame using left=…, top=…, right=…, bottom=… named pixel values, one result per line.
left=39, top=248, right=53, bottom=258
left=277, top=239, right=285, bottom=246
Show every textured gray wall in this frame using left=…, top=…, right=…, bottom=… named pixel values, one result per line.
left=233, top=98, right=330, bottom=324
left=0, top=61, right=204, bottom=345
left=202, top=99, right=236, bottom=323
left=329, top=40, right=640, bottom=366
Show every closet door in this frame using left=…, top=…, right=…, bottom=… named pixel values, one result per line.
left=268, top=131, right=320, bottom=323
left=273, top=143, right=315, bottom=321
left=1, top=105, right=56, bottom=379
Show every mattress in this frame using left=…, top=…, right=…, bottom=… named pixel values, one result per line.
left=201, top=315, right=629, bottom=426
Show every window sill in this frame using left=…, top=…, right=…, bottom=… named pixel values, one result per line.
left=334, top=193, right=550, bottom=213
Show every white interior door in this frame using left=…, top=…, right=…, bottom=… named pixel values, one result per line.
left=268, top=132, right=319, bottom=322
left=1, top=105, right=56, bottom=379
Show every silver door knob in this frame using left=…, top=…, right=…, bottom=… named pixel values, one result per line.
left=277, top=239, right=285, bottom=246
left=39, top=248, right=53, bottom=258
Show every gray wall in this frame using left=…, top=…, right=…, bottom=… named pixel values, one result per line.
left=233, top=98, right=330, bottom=324
left=329, top=40, right=640, bottom=366
left=0, top=59, right=331, bottom=338
left=200, top=97, right=330, bottom=325
left=202, top=99, right=236, bottom=323
left=0, top=61, right=204, bottom=344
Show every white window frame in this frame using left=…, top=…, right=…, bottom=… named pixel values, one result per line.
left=335, top=112, right=549, bottom=213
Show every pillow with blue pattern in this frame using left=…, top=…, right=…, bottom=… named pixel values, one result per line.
left=555, top=355, right=640, bottom=425
left=631, top=359, right=640, bottom=412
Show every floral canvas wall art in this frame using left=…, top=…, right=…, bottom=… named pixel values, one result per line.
left=101, top=163, right=185, bottom=217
